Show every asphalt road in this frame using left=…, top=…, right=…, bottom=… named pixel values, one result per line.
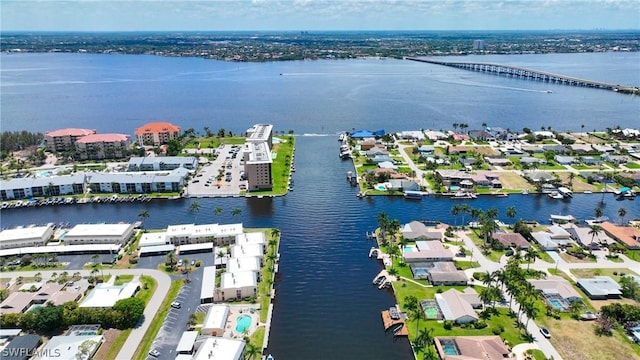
left=186, top=144, right=247, bottom=198
left=146, top=251, right=214, bottom=359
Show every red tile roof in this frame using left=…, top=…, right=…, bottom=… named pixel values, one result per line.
left=600, top=222, right=640, bottom=248
left=45, top=128, right=96, bottom=137
left=134, top=122, right=181, bottom=135
left=76, top=133, right=130, bottom=143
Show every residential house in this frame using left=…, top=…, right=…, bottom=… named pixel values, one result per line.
left=398, top=131, right=425, bottom=141
left=424, top=130, right=448, bottom=141
left=542, top=144, right=568, bottom=154
left=484, top=157, right=512, bottom=167
left=499, top=147, right=524, bottom=157
left=401, top=221, right=443, bottom=241
left=531, top=225, right=575, bottom=250
left=569, top=144, right=593, bottom=154
left=0, top=224, right=54, bottom=250
left=524, top=170, right=554, bottom=183
left=434, top=336, right=513, bottom=360
left=435, top=170, right=472, bottom=187
left=577, top=276, right=622, bottom=300
left=80, top=282, right=140, bottom=308
left=359, top=139, right=378, bottom=151
left=425, top=262, right=468, bottom=285
left=34, top=334, right=103, bottom=360
left=521, top=145, right=544, bottom=154
left=468, top=130, right=495, bottom=142
left=530, top=276, right=583, bottom=308
left=492, top=232, right=530, bottom=249
left=435, top=288, right=481, bottom=324
left=447, top=145, right=470, bottom=155
left=555, top=155, right=577, bottom=165
left=418, top=145, right=435, bottom=155
left=1, top=173, right=86, bottom=200
left=387, top=179, right=420, bottom=192
left=2, top=335, right=42, bottom=360
left=603, top=154, right=630, bottom=164
left=403, top=240, right=453, bottom=263
left=592, top=144, right=616, bottom=153
left=377, top=161, right=398, bottom=170
left=533, top=131, right=556, bottom=138
left=599, top=222, right=640, bottom=249
left=519, top=157, right=547, bottom=167
left=581, top=156, right=602, bottom=165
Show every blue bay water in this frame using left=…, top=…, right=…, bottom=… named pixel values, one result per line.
left=1, top=52, right=639, bottom=359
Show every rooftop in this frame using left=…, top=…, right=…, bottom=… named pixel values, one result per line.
left=80, top=282, right=140, bottom=308
left=202, top=305, right=230, bottom=331
left=192, top=337, right=245, bottom=360
left=434, top=336, right=513, bottom=360
left=45, top=128, right=96, bottom=137
left=134, top=121, right=181, bottom=135
left=75, top=133, right=130, bottom=143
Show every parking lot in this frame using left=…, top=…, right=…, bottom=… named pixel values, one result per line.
left=144, top=251, right=213, bottom=359
left=186, top=145, right=247, bottom=197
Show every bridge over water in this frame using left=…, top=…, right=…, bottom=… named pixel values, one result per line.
left=406, top=57, right=639, bottom=94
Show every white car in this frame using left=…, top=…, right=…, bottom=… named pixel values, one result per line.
left=148, top=349, right=160, bottom=357
left=171, top=301, right=181, bottom=309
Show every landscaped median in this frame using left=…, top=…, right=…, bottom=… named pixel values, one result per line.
left=133, top=279, right=183, bottom=360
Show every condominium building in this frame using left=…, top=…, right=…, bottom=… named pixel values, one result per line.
left=134, top=122, right=181, bottom=146
left=246, top=124, right=273, bottom=150
left=127, top=156, right=198, bottom=171
left=45, top=128, right=96, bottom=152
left=0, top=224, right=54, bottom=250
left=75, top=133, right=131, bottom=160
left=62, top=223, right=136, bottom=246
left=243, top=141, right=273, bottom=191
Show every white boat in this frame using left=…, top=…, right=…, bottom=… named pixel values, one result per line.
left=267, top=355, right=274, bottom=360
left=338, top=133, right=346, bottom=142
left=557, top=187, right=573, bottom=198
left=403, top=191, right=423, bottom=200
left=548, top=191, right=564, bottom=199
left=585, top=216, right=609, bottom=225
left=550, top=214, right=577, bottom=223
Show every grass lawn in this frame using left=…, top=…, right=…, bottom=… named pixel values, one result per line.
left=133, top=280, right=182, bottom=360
left=526, top=349, right=547, bottom=360
left=569, top=268, right=638, bottom=279
left=541, top=317, right=640, bottom=360
left=626, top=250, right=640, bottom=262
left=136, top=276, right=157, bottom=305
left=102, top=329, right=130, bottom=360
left=624, top=162, right=640, bottom=169
left=259, top=229, right=280, bottom=322
left=2, top=263, right=67, bottom=272
left=114, top=274, right=134, bottom=286
left=466, top=231, right=505, bottom=262
left=454, top=260, right=480, bottom=270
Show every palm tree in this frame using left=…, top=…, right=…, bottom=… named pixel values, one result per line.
left=189, top=201, right=201, bottom=223
left=588, top=225, right=602, bottom=253
left=34, top=272, right=42, bottom=282
left=524, top=247, right=539, bottom=271
left=270, top=228, right=281, bottom=240
left=377, top=212, right=390, bottom=244
left=91, top=254, right=99, bottom=266
left=451, top=205, right=461, bottom=227
left=618, top=207, right=627, bottom=225
left=568, top=172, right=575, bottom=189
left=388, top=219, right=401, bottom=250
left=138, top=209, right=150, bottom=229
left=165, top=252, right=177, bottom=271
left=231, top=208, right=242, bottom=217
left=213, top=206, right=223, bottom=216
left=506, top=206, right=517, bottom=225
left=72, top=272, right=82, bottom=282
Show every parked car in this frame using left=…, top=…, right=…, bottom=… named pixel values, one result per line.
left=171, top=301, right=181, bottom=309
left=540, top=327, right=551, bottom=338
left=148, top=349, right=160, bottom=357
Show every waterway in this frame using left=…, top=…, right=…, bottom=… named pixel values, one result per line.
left=1, top=52, right=639, bottom=359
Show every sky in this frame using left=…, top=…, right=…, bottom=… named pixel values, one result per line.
left=1, top=0, right=639, bottom=32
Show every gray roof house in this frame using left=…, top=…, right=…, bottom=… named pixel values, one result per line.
left=577, top=276, right=622, bottom=299
left=426, top=262, right=469, bottom=285
left=401, top=221, right=443, bottom=241
left=387, top=179, right=420, bottom=192
left=555, top=155, right=577, bottom=165
left=403, top=240, right=453, bottom=263
left=529, top=276, right=582, bottom=302
left=435, top=288, right=480, bottom=324
left=525, top=171, right=554, bottom=182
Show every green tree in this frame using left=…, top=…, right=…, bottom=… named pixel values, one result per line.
left=32, top=303, right=63, bottom=332
left=213, top=206, right=224, bottom=216
left=506, top=206, right=517, bottom=224
left=620, top=276, right=640, bottom=301
left=231, top=208, right=242, bottom=217
left=377, top=212, right=390, bottom=244
left=138, top=209, right=150, bottom=229
left=189, top=201, right=201, bottom=223
left=113, top=297, right=145, bottom=329
left=588, top=225, right=602, bottom=253
left=618, top=207, right=627, bottom=225
left=166, top=252, right=177, bottom=271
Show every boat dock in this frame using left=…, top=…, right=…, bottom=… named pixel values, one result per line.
left=381, top=309, right=408, bottom=337
left=366, top=231, right=377, bottom=240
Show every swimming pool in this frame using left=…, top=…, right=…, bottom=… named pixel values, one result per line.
left=548, top=298, right=565, bottom=310
left=413, top=268, right=428, bottom=276
left=235, top=314, right=253, bottom=333
left=440, top=340, right=460, bottom=355
left=375, top=184, right=387, bottom=191
left=424, top=307, right=438, bottom=318
left=403, top=245, right=417, bottom=253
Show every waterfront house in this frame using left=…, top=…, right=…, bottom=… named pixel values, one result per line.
left=531, top=225, right=575, bottom=250
left=398, top=131, right=426, bottom=141
left=359, top=139, right=378, bottom=151
left=134, top=121, right=181, bottom=147
left=577, top=276, right=622, bottom=300
left=378, top=161, right=398, bottom=170
left=401, top=221, right=443, bottom=241
left=435, top=170, right=472, bottom=187
left=492, top=232, right=530, bottom=249
left=403, top=240, right=453, bottom=263
left=468, top=130, right=495, bottom=142
left=423, top=262, right=468, bottom=285
left=524, top=170, right=554, bottom=183
left=434, top=336, right=513, bottom=360
left=451, top=132, right=471, bottom=142
left=435, top=288, right=480, bottom=324
left=599, top=222, right=640, bottom=249
left=499, top=147, right=524, bottom=156
left=542, top=144, right=568, bottom=154
left=566, top=226, right=614, bottom=249
left=387, top=179, right=420, bottom=192
left=534, top=131, right=555, bottom=139
left=424, top=130, right=448, bottom=141
left=418, top=145, right=435, bottom=155
left=447, top=145, right=470, bottom=155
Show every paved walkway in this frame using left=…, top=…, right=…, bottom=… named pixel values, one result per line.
left=5, top=268, right=172, bottom=359
left=511, top=342, right=540, bottom=360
